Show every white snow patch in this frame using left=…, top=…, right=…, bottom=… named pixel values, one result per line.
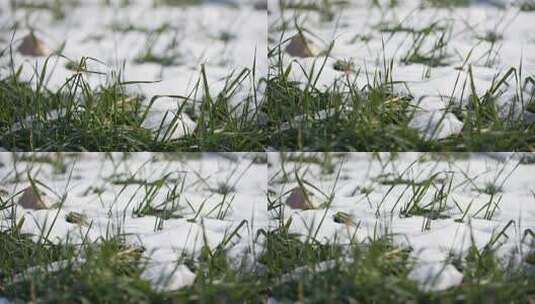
left=409, top=263, right=464, bottom=292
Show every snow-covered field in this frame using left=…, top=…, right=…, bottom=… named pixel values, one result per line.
left=0, top=152, right=268, bottom=291
left=2, top=0, right=535, bottom=300
left=0, top=152, right=533, bottom=299
left=0, top=0, right=267, bottom=139
left=269, top=152, right=535, bottom=291
left=269, top=0, right=535, bottom=139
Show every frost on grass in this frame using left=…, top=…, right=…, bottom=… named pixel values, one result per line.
left=268, top=0, right=535, bottom=150
left=268, top=152, right=535, bottom=298
left=0, top=152, right=268, bottom=300
left=0, top=0, right=267, bottom=151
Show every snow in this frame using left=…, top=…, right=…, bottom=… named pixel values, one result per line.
left=409, top=111, right=464, bottom=140
left=269, top=0, right=535, bottom=139
left=0, top=0, right=267, bottom=138
left=408, top=263, right=464, bottom=292
left=0, top=152, right=533, bottom=292
left=0, top=152, right=268, bottom=291
left=141, top=262, right=197, bottom=292
left=268, top=152, right=535, bottom=291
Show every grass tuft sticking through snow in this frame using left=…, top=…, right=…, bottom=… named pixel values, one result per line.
left=0, top=47, right=267, bottom=151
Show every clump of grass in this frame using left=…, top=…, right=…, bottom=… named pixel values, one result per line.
left=399, top=21, right=452, bottom=68
left=267, top=32, right=535, bottom=151
left=0, top=47, right=266, bottom=151
left=0, top=55, right=156, bottom=151
left=270, top=2, right=535, bottom=151
left=173, top=245, right=266, bottom=302
left=266, top=153, right=535, bottom=302
left=0, top=219, right=266, bottom=303
left=265, top=41, right=428, bottom=151
left=130, top=175, right=186, bottom=226
left=258, top=220, right=344, bottom=278
left=134, top=32, right=181, bottom=67
left=476, top=31, right=503, bottom=44
left=212, top=182, right=236, bottom=195
left=265, top=238, right=417, bottom=302
left=381, top=170, right=453, bottom=231
left=0, top=185, right=160, bottom=302
left=0, top=157, right=266, bottom=302
left=0, top=229, right=163, bottom=303
left=478, top=182, right=503, bottom=195
left=263, top=179, right=535, bottom=302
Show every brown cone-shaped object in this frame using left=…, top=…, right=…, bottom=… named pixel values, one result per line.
left=285, top=34, right=315, bottom=58
left=285, top=187, right=313, bottom=209
left=18, top=33, right=52, bottom=57
left=17, top=186, right=48, bottom=210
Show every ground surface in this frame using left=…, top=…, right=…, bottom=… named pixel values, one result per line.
left=0, top=152, right=534, bottom=302
left=0, top=0, right=267, bottom=151
left=1, top=0, right=266, bottom=98
left=267, top=0, right=535, bottom=151
left=268, top=152, right=535, bottom=301
left=0, top=152, right=268, bottom=302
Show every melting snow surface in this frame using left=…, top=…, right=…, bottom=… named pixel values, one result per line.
left=0, top=152, right=268, bottom=291
left=0, top=0, right=267, bottom=138
left=270, top=0, right=535, bottom=139
left=269, top=152, right=535, bottom=291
